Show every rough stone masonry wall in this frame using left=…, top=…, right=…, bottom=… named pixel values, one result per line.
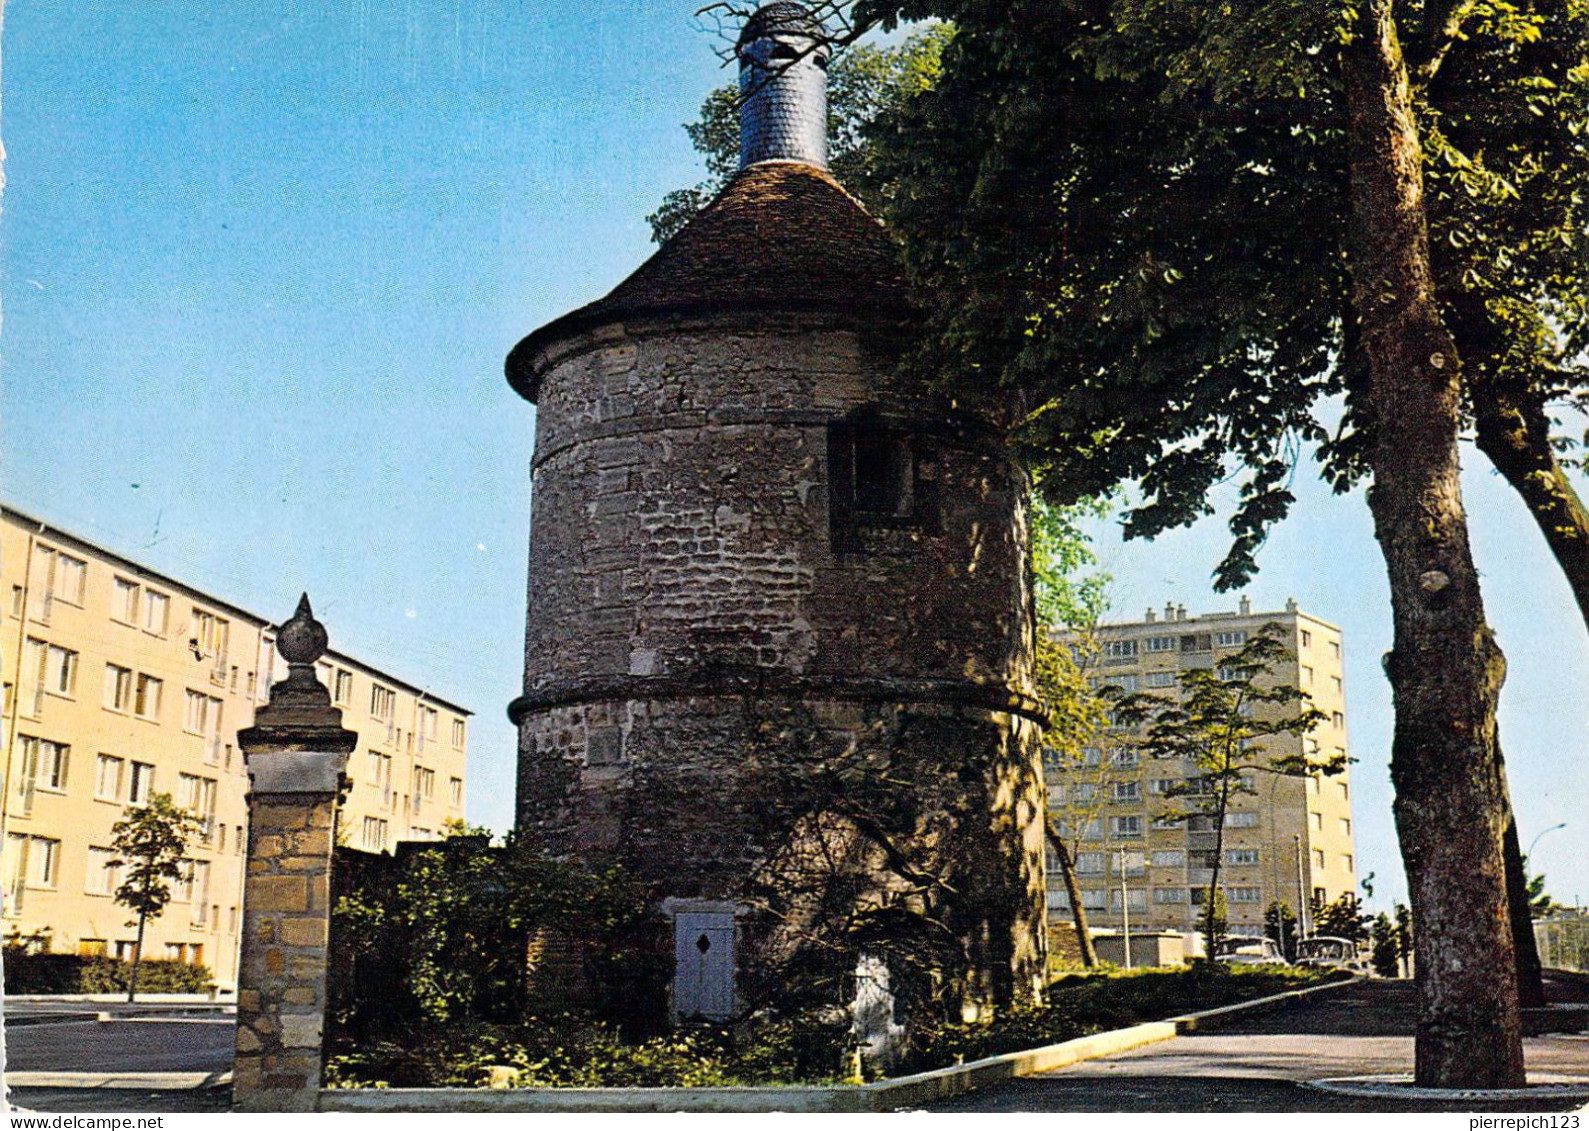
left=234, top=793, right=337, bottom=1111
left=516, top=321, right=1047, bottom=1010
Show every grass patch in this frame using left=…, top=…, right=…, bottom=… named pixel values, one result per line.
left=324, top=964, right=1339, bottom=1089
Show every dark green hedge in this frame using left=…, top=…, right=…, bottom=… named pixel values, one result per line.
left=3, top=949, right=215, bottom=994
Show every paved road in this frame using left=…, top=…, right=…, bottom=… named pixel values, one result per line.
left=929, top=980, right=1589, bottom=1113
left=4, top=1007, right=234, bottom=1073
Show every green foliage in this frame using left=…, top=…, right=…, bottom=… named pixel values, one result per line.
left=325, top=1013, right=852, bottom=1089
left=109, top=792, right=198, bottom=923
left=904, top=966, right=1333, bottom=1073
left=0, top=949, right=213, bottom=994
left=324, top=965, right=1334, bottom=1087
left=647, top=25, right=952, bottom=242
left=1370, top=913, right=1401, bottom=977
left=850, top=0, right=1589, bottom=590
left=1264, top=900, right=1299, bottom=962
left=1523, top=855, right=1564, bottom=919
left=1314, top=892, right=1370, bottom=943
left=329, top=836, right=664, bottom=1040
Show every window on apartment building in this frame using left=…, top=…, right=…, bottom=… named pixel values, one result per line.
left=1143, top=671, right=1177, bottom=688
left=78, top=939, right=108, bottom=957
left=189, top=862, right=210, bottom=924
left=1109, top=815, right=1144, bottom=839
left=113, top=941, right=137, bottom=961
left=1225, top=812, right=1259, bottom=829
left=370, top=684, right=396, bottom=721
left=28, top=838, right=60, bottom=887
left=452, top=718, right=466, bottom=748
left=1337, top=781, right=1349, bottom=801
left=449, top=777, right=463, bottom=808
left=1080, top=747, right=1103, bottom=767
left=1298, top=629, right=1312, bottom=648
left=362, top=817, right=389, bottom=852
left=1145, top=778, right=1172, bottom=795
left=1072, top=782, right=1097, bottom=804
left=86, top=847, right=121, bottom=896
left=1311, top=812, right=1324, bottom=832
left=332, top=668, right=353, bottom=705
left=1114, top=851, right=1147, bottom=876
left=1151, top=850, right=1184, bottom=868
left=218, top=825, right=227, bottom=852
left=1076, top=852, right=1106, bottom=875
left=1112, top=781, right=1142, bottom=803
left=1152, top=815, right=1182, bottom=830
left=1216, top=665, right=1243, bottom=682
left=1330, top=676, right=1342, bottom=695
left=1079, top=890, right=1108, bottom=911
left=10, top=585, right=24, bottom=617
left=104, top=664, right=134, bottom=712
left=143, top=591, right=169, bottom=635
left=1214, top=630, right=1247, bottom=648
left=1181, top=633, right=1212, bottom=652
left=44, top=644, right=79, bottom=697
left=1331, top=711, right=1344, bottom=729
left=52, top=553, right=87, bottom=606
left=112, top=578, right=141, bottom=624
left=413, top=767, right=435, bottom=804
left=96, top=754, right=124, bottom=801
left=184, top=690, right=221, bottom=736
left=367, top=751, right=393, bottom=792
left=191, top=609, right=229, bottom=662
left=1111, top=749, right=1140, bottom=768
left=1227, top=848, right=1260, bottom=866
left=128, top=761, right=155, bottom=805
left=1145, top=636, right=1177, bottom=653
left=1102, top=639, right=1138, bottom=660
left=36, top=740, right=69, bottom=792
left=1111, top=888, right=1148, bottom=912
left=1343, top=854, right=1354, bottom=873
left=1076, top=818, right=1104, bottom=840
left=1103, top=674, right=1139, bottom=693
left=419, top=706, right=439, bottom=741
left=1313, top=849, right=1326, bottom=870
left=1339, top=818, right=1352, bottom=836
left=1229, top=886, right=1262, bottom=904
left=1301, top=665, right=1315, bottom=687
left=134, top=674, right=162, bottom=720
left=1154, top=887, right=1188, bottom=904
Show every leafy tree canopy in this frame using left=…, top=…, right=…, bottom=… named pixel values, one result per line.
left=849, top=0, right=1587, bottom=591
left=109, top=792, right=198, bottom=921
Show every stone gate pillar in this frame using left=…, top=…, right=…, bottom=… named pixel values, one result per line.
left=233, top=595, right=356, bottom=1112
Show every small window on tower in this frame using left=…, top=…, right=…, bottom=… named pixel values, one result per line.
left=827, top=414, right=940, bottom=549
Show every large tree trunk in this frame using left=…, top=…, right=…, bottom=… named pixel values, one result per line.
left=1045, top=820, right=1098, bottom=967
left=1339, top=0, right=1526, bottom=1089
left=1499, top=770, right=1547, bottom=1009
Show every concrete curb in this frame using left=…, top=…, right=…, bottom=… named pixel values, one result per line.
left=5, top=994, right=230, bottom=1004
left=317, top=975, right=1358, bottom=1113
left=4, top=1071, right=232, bottom=1091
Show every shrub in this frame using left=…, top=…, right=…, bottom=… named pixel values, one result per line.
left=2, top=949, right=214, bottom=994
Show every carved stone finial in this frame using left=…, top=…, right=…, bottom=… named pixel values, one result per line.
left=278, top=593, right=329, bottom=667
left=238, top=594, right=355, bottom=749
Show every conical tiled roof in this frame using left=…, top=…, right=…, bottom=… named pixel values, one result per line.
left=506, top=161, right=915, bottom=402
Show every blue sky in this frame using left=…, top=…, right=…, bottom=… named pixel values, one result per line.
left=5, top=1, right=1584, bottom=913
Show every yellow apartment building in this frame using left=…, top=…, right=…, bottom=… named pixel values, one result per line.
left=0, top=506, right=470, bottom=990
left=1049, top=598, right=1357, bottom=941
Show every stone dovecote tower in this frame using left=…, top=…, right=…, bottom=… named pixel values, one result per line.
left=507, top=3, right=1047, bottom=1020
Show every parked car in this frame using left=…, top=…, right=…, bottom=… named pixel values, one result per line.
left=1213, top=935, right=1291, bottom=966
left=1295, top=935, right=1371, bottom=974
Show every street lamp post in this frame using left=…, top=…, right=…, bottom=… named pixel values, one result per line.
left=1527, top=822, right=1567, bottom=864
left=1118, top=847, right=1133, bottom=968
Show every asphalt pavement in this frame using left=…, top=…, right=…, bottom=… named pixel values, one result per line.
left=928, top=979, right=1589, bottom=1113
